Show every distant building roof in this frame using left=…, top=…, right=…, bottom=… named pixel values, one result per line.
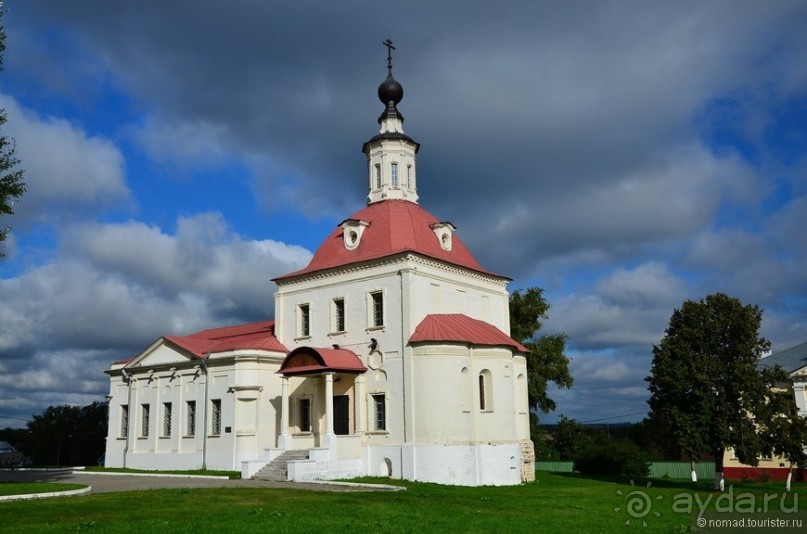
left=0, top=441, right=19, bottom=454
left=759, top=340, right=807, bottom=374
left=409, top=314, right=529, bottom=353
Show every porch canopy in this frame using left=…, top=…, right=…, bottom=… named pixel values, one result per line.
left=276, top=346, right=367, bottom=449
left=278, top=346, right=367, bottom=376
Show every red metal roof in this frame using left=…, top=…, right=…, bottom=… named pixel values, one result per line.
left=279, top=346, right=367, bottom=376
left=274, top=200, right=504, bottom=281
left=409, top=314, right=529, bottom=353
left=163, top=320, right=287, bottom=358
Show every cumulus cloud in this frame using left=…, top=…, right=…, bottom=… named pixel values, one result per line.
left=130, top=116, right=232, bottom=170
left=4, top=0, right=807, bottom=426
left=0, top=214, right=311, bottom=423
left=596, top=262, right=688, bottom=307
left=0, top=93, right=130, bottom=226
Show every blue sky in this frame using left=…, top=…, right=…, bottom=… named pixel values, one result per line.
left=2, top=1, right=807, bottom=428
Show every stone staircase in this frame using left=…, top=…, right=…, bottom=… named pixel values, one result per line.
left=251, top=450, right=310, bottom=481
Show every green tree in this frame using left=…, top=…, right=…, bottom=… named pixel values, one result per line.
left=509, top=287, right=573, bottom=414
left=574, top=435, right=650, bottom=477
left=0, top=8, right=26, bottom=254
left=24, top=402, right=108, bottom=466
left=646, top=292, right=785, bottom=490
left=756, top=391, right=807, bottom=491
left=552, top=414, right=589, bottom=461
left=627, top=416, right=681, bottom=461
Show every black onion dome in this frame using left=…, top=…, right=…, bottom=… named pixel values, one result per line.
left=378, top=72, right=403, bottom=105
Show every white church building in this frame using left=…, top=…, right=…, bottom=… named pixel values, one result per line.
left=104, top=48, right=535, bottom=486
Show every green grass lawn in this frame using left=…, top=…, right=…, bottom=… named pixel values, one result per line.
left=0, top=472, right=804, bottom=532
left=0, top=482, right=87, bottom=497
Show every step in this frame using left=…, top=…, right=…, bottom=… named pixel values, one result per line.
left=252, top=450, right=310, bottom=481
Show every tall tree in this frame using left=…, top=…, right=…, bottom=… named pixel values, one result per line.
left=646, top=292, right=785, bottom=490
left=552, top=414, right=589, bottom=461
left=509, top=287, right=573, bottom=414
left=23, top=402, right=108, bottom=466
left=756, top=390, right=807, bottom=491
left=0, top=7, right=26, bottom=255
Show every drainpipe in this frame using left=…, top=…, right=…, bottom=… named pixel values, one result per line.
left=122, top=368, right=132, bottom=469
left=201, top=352, right=211, bottom=470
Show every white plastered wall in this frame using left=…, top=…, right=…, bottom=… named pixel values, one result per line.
left=104, top=348, right=284, bottom=471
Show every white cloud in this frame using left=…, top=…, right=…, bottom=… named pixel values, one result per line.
left=0, top=214, right=312, bottom=422
left=596, top=262, right=688, bottom=307
left=6, top=0, right=807, bottom=427
left=64, top=212, right=311, bottom=313
left=0, top=93, right=130, bottom=225
left=130, top=116, right=231, bottom=169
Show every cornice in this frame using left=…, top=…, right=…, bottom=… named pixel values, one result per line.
left=277, top=253, right=508, bottom=287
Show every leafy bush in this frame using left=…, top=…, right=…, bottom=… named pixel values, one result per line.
left=573, top=438, right=650, bottom=477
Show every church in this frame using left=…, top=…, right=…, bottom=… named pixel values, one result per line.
left=104, top=45, right=535, bottom=486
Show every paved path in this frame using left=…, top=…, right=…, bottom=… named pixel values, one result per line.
left=0, top=469, right=397, bottom=494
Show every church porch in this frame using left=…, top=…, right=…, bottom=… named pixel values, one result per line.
left=242, top=347, right=368, bottom=480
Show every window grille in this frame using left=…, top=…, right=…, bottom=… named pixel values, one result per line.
left=186, top=401, right=196, bottom=436
left=120, top=405, right=129, bottom=438
left=141, top=404, right=150, bottom=437
left=298, top=304, right=310, bottom=337
left=372, top=394, right=386, bottom=431
left=162, top=402, right=172, bottom=437
left=333, top=298, right=345, bottom=332
left=371, top=292, right=383, bottom=327
left=211, top=399, right=222, bottom=435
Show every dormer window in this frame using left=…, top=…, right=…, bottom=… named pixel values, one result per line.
left=430, top=222, right=457, bottom=251
left=340, top=218, right=370, bottom=250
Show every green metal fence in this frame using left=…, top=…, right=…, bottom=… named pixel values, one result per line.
left=535, top=461, right=715, bottom=479
left=534, top=461, right=573, bottom=473
left=649, top=462, right=715, bottom=480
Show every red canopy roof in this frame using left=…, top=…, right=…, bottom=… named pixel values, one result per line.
left=163, top=320, right=288, bottom=358
left=409, top=314, right=529, bottom=353
left=274, top=200, right=504, bottom=281
left=279, top=346, right=367, bottom=376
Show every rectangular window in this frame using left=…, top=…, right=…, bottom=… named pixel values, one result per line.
left=374, top=164, right=381, bottom=189
left=299, top=398, right=311, bottom=433
left=372, top=394, right=386, bottom=431
left=186, top=401, right=196, bottom=437
left=120, top=405, right=129, bottom=438
left=141, top=404, right=150, bottom=437
left=333, top=298, right=345, bottom=332
left=298, top=303, right=310, bottom=337
left=211, top=399, right=222, bottom=436
left=162, top=402, right=172, bottom=437
left=391, top=163, right=398, bottom=187
left=371, top=291, right=384, bottom=327
left=407, top=164, right=412, bottom=189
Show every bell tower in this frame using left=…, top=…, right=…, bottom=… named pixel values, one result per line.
left=363, top=39, right=420, bottom=204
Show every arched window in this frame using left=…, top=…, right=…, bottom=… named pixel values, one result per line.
left=391, top=163, right=398, bottom=187
left=461, top=367, right=470, bottom=412
left=479, top=370, right=492, bottom=412
left=517, top=373, right=527, bottom=413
